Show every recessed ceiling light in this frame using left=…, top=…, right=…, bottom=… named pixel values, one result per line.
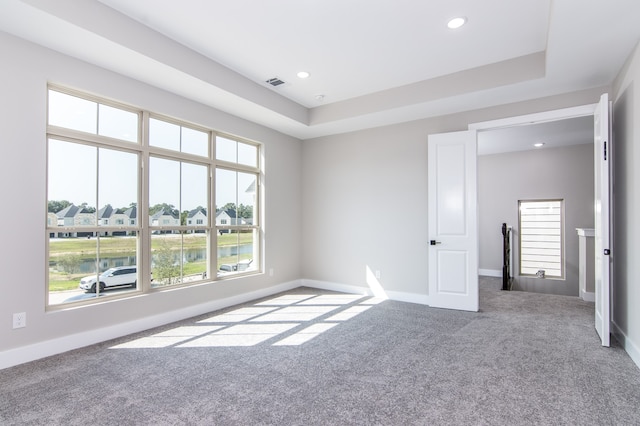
left=297, top=71, right=310, bottom=79
left=534, top=142, right=545, bottom=148
left=447, top=17, right=467, bottom=29
left=315, top=94, right=325, bottom=101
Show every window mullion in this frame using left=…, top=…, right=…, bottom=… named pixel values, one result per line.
left=209, top=161, right=215, bottom=283
left=140, top=111, right=151, bottom=292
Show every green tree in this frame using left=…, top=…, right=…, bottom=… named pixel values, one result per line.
left=149, top=203, right=179, bottom=217
left=218, top=202, right=236, bottom=213
left=48, top=200, right=71, bottom=213
left=116, top=202, right=137, bottom=214
left=78, top=202, right=96, bottom=213
left=153, top=241, right=180, bottom=286
left=237, top=204, right=253, bottom=219
left=57, top=255, right=81, bottom=277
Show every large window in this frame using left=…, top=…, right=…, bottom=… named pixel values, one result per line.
left=215, top=136, right=259, bottom=276
left=47, top=87, right=261, bottom=306
left=519, top=200, right=564, bottom=279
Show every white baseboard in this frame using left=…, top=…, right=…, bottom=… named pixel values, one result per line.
left=0, top=280, right=301, bottom=371
left=611, top=321, right=640, bottom=371
left=301, top=279, right=372, bottom=296
left=479, top=269, right=502, bottom=278
left=302, top=279, right=429, bottom=306
left=580, top=290, right=595, bottom=302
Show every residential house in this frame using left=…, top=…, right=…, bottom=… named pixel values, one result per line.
left=47, top=212, right=57, bottom=238
left=97, top=204, right=114, bottom=227
left=150, top=208, right=180, bottom=232
left=98, top=204, right=136, bottom=236
left=55, top=204, right=95, bottom=238
left=187, top=207, right=207, bottom=232
left=215, top=209, right=238, bottom=227
left=123, top=206, right=137, bottom=228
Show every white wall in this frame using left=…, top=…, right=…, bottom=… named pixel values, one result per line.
left=478, top=144, right=595, bottom=296
left=302, top=87, right=606, bottom=302
left=302, top=122, right=430, bottom=301
left=612, top=40, right=640, bottom=368
left=0, top=32, right=303, bottom=362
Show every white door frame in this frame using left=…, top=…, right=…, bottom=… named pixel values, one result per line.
left=468, top=104, right=597, bottom=133
left=468, top=102, right=608, bottom=332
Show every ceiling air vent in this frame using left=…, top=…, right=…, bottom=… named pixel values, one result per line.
left=265, top=77, right=285, bottom=87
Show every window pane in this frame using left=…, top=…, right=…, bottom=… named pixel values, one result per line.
left=48, top=139, right=97, bottom=226
left=151, top=233, right=208, bottom=287
left=98, top=148, right=138, bottom=227
left=217, top=230, right=256, bottom=277
left=149, top=157, right=180, bottom=224
left=48, top=236, right=97, bottom=304
left=216, top=168, right=236, bottom=220
left=238, top=142, right=257, bottom=167
left=238, top=172, right=257, bottom=225
left=519, top=200, right=563, bottom=278
left=216, top=168, right=257, bottom=226
left=150, top=118, right=180, bottom=151
left=48, top=90, right=97, bottom=133
left=151, top=234, right=182, bottom=288
left=98, top=104, right=138, bottom=142
left=48, top=234, right=139, bottom=305
left=150, top=119, right=207, bottom=157
left=184, top=233, right=208, bottom=281
left=182, top=127, right=208, bottom=157
left=216, top=136, right=237, bottom=163
left=182, top=162, right=208, bottom=226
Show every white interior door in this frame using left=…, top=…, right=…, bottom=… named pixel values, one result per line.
left=594, top=93, right=612, bottom=347
left=428, top=130, right=478, bottom=312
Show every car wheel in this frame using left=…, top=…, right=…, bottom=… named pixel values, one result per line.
left=90, top=283, right=97, bottom=293
left=99, top=282, right=106, bottom=292
left=131, top=280, right=137, bottom=289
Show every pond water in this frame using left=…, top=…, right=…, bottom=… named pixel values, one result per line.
left=52, top=244, right=253, bottom=273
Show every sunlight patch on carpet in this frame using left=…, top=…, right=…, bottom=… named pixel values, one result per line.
left=273, top=323, right=339, bottom=346
left=109, top=292, right=381, bottom=350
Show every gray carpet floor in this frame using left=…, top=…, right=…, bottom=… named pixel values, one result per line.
left=1, top=277, right=639, bottom=425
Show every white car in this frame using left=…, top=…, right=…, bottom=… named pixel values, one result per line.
left=218, top=259, right=253, bottom=275
left=79, top=266, right=138, bottom=293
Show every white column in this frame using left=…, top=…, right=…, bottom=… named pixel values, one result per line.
left=576, top=228, right=595, bottom=302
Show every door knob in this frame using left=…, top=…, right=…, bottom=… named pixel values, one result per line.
left=430, top=240, right=441, bottom=246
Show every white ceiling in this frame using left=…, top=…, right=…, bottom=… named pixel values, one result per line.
left=477, top=115, right=594, bottom=156
left=1, top=0, right=639, bottom=140
left=98, top=0, right=551, bottom=107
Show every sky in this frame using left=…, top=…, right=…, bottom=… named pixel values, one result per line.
left=48, top=139, right=255, bottom=212
left=47, top=90, right=256, bottom=213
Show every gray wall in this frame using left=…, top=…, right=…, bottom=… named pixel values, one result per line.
left=302, top=89, right=606, bottom=302
left=5, top=27, right=639, bottom=370
left=0, top=32, right=303, bottom=354
left=478, top=144, right=595, bottom=296
left=612, top=40, right=640, bottom=367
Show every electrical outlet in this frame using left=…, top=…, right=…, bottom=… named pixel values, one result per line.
left=269, top=268, right=274, bottom=277
left=375, top=270, right=381, bottom=279
left=13, top=312, right=26, bottom=329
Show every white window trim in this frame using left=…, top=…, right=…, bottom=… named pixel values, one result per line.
left=518, top=199, right=565, bottom=280
left=46, top=85, right=263, bottom=307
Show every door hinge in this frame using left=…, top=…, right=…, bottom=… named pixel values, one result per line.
left=604, top=141, right=607, bottom=161
left=604, top=249, right=611, bottom=255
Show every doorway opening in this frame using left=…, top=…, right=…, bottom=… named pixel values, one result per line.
left=472, top=111, right=595, bottom=297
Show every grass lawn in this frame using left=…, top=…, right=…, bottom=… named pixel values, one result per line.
left=49, top=233, right=255, bottom=292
